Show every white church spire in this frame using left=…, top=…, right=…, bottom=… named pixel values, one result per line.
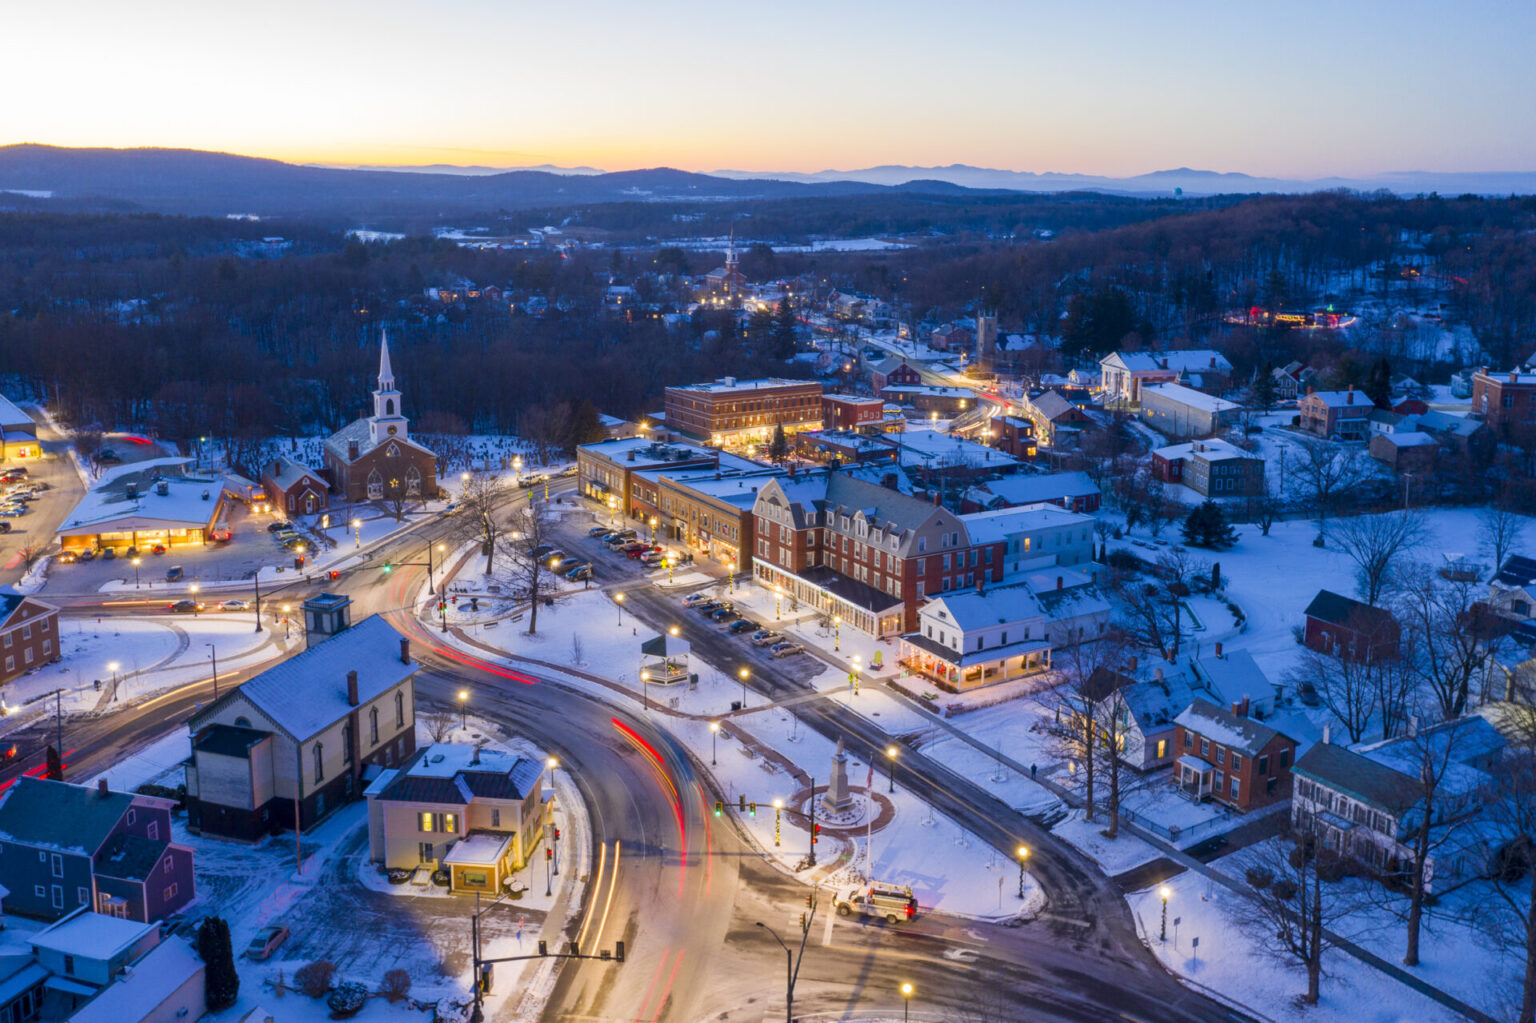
left=370, top=329, right=407, bottom=444
left=378, top=330, right=395, bottom=392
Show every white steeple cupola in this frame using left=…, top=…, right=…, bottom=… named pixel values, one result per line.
left=369, top=331, right=408, bottom=444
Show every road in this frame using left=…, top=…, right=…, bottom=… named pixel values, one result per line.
left=0, top=415, right=85, bottom=586
left=3, top=478, right=1249, bottom=1021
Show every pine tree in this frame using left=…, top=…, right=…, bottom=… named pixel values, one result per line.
left=768, top=424, right=789, bottom=463
left=1182, top=501, right=1237, bottom=549
left=771, top=296, right=797, bottom=359
left=198, top=916, right=240, bottom=1011
left=1253, top=362, right=1278, bottom=412
left=1365, top=356, right=1393, bottom=409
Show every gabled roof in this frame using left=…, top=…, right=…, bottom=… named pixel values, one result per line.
left=1025, top=390, right=1079, bottom=422
left=1304, top=389, right=1370, bottom=411
left=264, top=456, right=322, bottom=489
left=965, top=472, right=1099, bottom=509
left=322, top=419, right=436, bottom=465
left=197, top=615, right=417, bottom=741
left=1292, top=741, right=1421, bottom=817
left=1189, top=649, right=1275, bottom=707
left=94, top=833, right=169, bottom=882
left=1304, top=589, right=1395, bottom=632
left=1175, top=699, right=1288, bottom=756
left=0, top=591, right=55, bottom=630
left=373, top=743, right=542, bottom=805
left=0, top=777, right=131, bottom=856
left=1103, top=350, right=1232, bottom=374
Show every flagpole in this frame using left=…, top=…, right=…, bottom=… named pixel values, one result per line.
left=866, top=761, right=874, bottom=879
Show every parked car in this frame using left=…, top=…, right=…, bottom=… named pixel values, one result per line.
left=566, top=564, right=593, bottom=582
left=167, top=599, right=203, bottom=614
left=0, top=521, right=10, bottom=534
left=151, top=543, right=167, bottom=555
left=751, top=631, right=783, bottom=646
left=727, top=619, right=756, bottom=634
left=770, top=642, right=804, bottom=658
left=1, top=466, right=27, bottom=479
left=682, top=593, right=710, bottom=606
left=245, top=924, right=290, bottom=961
left=443, top=502, right=460, bottom=515
left=626, top=544, right=660, bottom=559
left=560, top=465, right=579, bottom=478
left=96, top=448, right=121, bottom=463
left=165, top=565, right=184, bottom=582
left=101, top=547, right=116, bottom=560
left=56, top=549, right=77, bottom=562
left=266, top=521, right=291, bottom=533
left=710, top=607, right=737, bottom=622
left=531, top=544, right=555, bottom=559
left=218, top=599, right=248, bottom=612
left=77, top=548, right=96, bottom=561
left=621, top=542, right=649, bottom=556
left=639, top=550, right=667, bottom=566
left=692, top=601, right=720, bottom=615
left=587, top=525, right=611, bottom=537
left=0, top=506, right=26, bottom=517
left=552, top=557, right=581, bottom=574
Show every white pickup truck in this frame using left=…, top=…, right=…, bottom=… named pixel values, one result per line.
left=832, top=881, right=918, bottom=924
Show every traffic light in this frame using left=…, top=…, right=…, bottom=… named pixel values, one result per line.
left=614, top=940, right=625, bottom=963
left=800, top=912, right=808, bottom=933
left=805, top=893, right=813, bottom=909
left=554, top=827, right=561, bottom=842
left=546, top=848, right=553, bottom=860
left=749, top=801, right=757, bottom=817
left=382, top=561, right=393, bottom=573
left=738, top=793, right=747, bottom=812
left=812, top=822, right=821, bottom=845
left=538, top=940, right=548, bottom=957
left=713, top=800, right=723, bottom=817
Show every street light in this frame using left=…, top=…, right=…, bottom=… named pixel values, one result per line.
left=755, top=922, right=798, bottom=1023
left=669, top=625, right=679, bottom=637
left=710, top=721, right=720, bottom=765
left=772, top=797, right=783, bottom=846
left=901, top=982, right=914, bottom=1023
left=457, top=689, right=468, bottom=731
left=615, top=591, right=625, bottom=626
left=460, top=471, right=471, bottom=498
left=727, top=559, right=736, bottom=594
left=107, top=661, right=120, bottom=703
left=649, top=516, right=658, bottom=542
left=352, top=517, right=361, bottom=547
left=189, top=583, right=200, bottom=617
left=512, top=457, right=522, bottom=485
left=832, top=614, right=840, bottom=651
left=886, top=745, right=897, bottom=794
left=1017, top=845, right=1030, bottom=899
left=207, top=643, right=218, bottom=699
left=640, top=670, right=650, bottom=712
left=1159, top=885, right=1171, bottom=942
left=281, top=603, right=291, bottom=640
left=775, top=586, right=782, bottom=620
left=851, top=654, right=861, bottom=696
left=739, top=667, right=749, bottom=709
left=131, top=556, right=141, bottom=589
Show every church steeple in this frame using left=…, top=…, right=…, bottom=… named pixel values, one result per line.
left=370, top=330, right=407, bottom=444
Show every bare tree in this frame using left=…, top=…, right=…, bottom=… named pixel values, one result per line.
left=1289, top=438, right=1366, bottom=539
left=1482, top=703, right=1536, bottom=1022
left=1330, top=510, right=1428, bottom=605
left=421, top=709, right=454, bottom=742
left=504, top=501, right=564, bottom=636
left=71, top=426, right=104, bottom=474
left=454, top=471, right=509, bottom=575
left=1288, top=643, right=1380, bottom=744
left=1243, top=478, right=1280, bottom=536
left=1397, top=567, right=1504, bottom=719
left=1050, top=635, right=1132, bottom=827
left=1479, top=502, right=1528, bottom=574
left=1238, top=827, right=1351, bottom=1005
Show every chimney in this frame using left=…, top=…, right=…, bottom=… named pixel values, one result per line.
left=348, top=440, right=360, bottom=460
left=1128, top=656, right=1138, bottom=672
left=1346, top=385, right=1354, bottom=405
left=400, top=637, right=412, bottom=665
left=1214, top=641, right=1223, bottom=658
left=346, top=670, right=359, bottom=706
left=1209, top=356, right=1216, bottom=367
left=97, top=778, right=109, bottom=797
left=274, top=459, right=282, bottom=475
left=1232, top=702, right=1242, bottom=716
left=1408, top=714, right=1419, bottom=737
left=1512, top=370, right=1520, bottom=384
left=627, top=450, right=636, bottom=461
left=1322, top=723, right=1331, bottom=745
left=1056, top=575, right=1063, bottom=590
left=1240, top=695, right=1250, bottom=717
left=471, top=745, right=481, bottom=766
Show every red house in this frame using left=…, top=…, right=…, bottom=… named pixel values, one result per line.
left=1173, top=699, right=1297, bottom=811
left=822, top=394, right=885, bottom=432
left=1303, top=589, right=1400, bottom=662
left=870, top=358, right=923, bottom=393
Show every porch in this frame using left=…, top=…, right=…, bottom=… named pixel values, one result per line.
left=1175, top=755, right=1214, bottom=800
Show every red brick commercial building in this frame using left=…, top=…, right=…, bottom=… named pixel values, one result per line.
left=1473, top=367, right=1536, bottom=443
left=821, top=394, right=885, bottom=432
left=577, top=438, right=719, bottom=520
left=0, top=593, right=60, bottom=687
left=1173, top=699, right=1297, bottom=811
left=663, top=377, right=823, bottom=445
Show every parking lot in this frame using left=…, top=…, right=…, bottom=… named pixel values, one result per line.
left=0, top=447, right=85, bottom=587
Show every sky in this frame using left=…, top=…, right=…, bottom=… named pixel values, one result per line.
left=4, top=0, right=1533, bottom=178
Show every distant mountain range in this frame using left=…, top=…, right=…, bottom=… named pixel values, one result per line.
left=0, top=145, right=1531, bottom=220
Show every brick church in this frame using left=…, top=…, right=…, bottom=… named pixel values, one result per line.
left=323, top=334, right=439, bottom=503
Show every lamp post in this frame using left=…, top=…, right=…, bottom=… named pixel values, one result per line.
left=1017, top=845, right=1030, bottom=898
left=1159, top=885, right=1171, bottom=941
left=512, top=457, right=522, bottom=486
left=457, top=689, right=468, bottom=731
left=851, top=654, right=861, bottom=696
left=649, top=516, right=657, bottom=542
left=755, top=922, right=797, bottom=1023
left=727, top=559, right=736, bottom=594
left=352, top=517, right=361, bottom=547
left=281, top=604, right=291, bottom=640
left=207, top=643, right=218, bottom=699
left=832, top=614, right=840, bottom=652
left=253, top=570, right=263, bottom=633
left=886, top=745, right=897, bottom=793
left=901, top=982, right=913, bottom=1023
left=772, top=798, right=782, bottom=846
left=131, top=556, right=141, bottom=589
left=607, top=494, right=616, bottom=525
left=640, top=670, right=649, bottom=712
left=547, top=757, right=560, bottom=877
left=775, top=586, right=782, bottom=621
left=107, top=661, right=120, bottom=703
left=189, top=583, right=199, bottom=617
left=738, top=667, right=749, bottom=709
left=461, top=471, right=471, bottom=498
left=710, top=721, right=719, bottom=765
left=666, top=557, right=673, bottom=584
left=615, top=591, right=625, bottom=626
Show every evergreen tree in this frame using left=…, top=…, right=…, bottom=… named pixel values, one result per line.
left=1365, top=356, right=1393, bottom=409
left=566, top=399, right=606, bottom=451
left=747, top=306, right=775, bottom=346
left=1182, top=501, right=1237, bottom=549
left=768, top=424, right=789, bottom=463
left=771, top=296, right=797, bottom=359
left=197, top=916, right=240, bottom=1011
left=1253, top=362, right=1278, bottom=412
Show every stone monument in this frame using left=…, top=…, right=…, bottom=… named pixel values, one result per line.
left=822, top=737, right=855, bottom=814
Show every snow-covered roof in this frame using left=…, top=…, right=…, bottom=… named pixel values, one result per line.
left=890, top=431, right=1022, bottom=470
left=442, top=831, right=516, bottom=865
left=30, top=910, right=157, bottom=961
left=0, top=394, right=34, bottom=429
left=668, top=377, right=815, bottom=395
left=965, top=471, right=1099, bottom=508
left=322, top=418, right=437, bottom=465
left=1103, top=350, right=1232, bottom=374
left=1151, top=437, right=1254, bottom=464
left=1382, top=431, right=1439, bottom=448
left=921, top=586, right=1044, bottom=630
left=69, top=937, right=202, bottom=1023
left=59, top=459, right=225, bottom=536
left=263, top=456, right=322, bottom=488
left=578, top=437, right=716, bottom=468
left=0, top=777, right=133, bottom=855
left=960, top=502, right=1092, bottom=545
left=1189, top=650, right=1275, bottom=708
left=1141, top=382, right=1241, bottom=415
left=1304, top=389, right=1370, bottom=410
left=1175, top=698, right=1290, bottom=756
left=200, top=615, right=417, bottom=741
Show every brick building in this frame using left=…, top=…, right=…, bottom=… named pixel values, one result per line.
left=869, top=358, right=922, bottom=393
left=576, top=438, right=718, bottom=520
left=662, top=377, right=823, bottom=445
left=322, top=334, right=439, bottom=503
left=631, top=464, right=782, bottom=568
left=1151, top=438, right=1266, bottom=497
left=1303, top=589, right=1400, bottom=662
left=1472, top=367, right=1536, bottom=443
left=989, top=415, right=1037, bottom=459
left=821, top=394, right=885, bottom=432
left=1172, top=699, right=1298, bottom=811
left=260, top=456, right=330, bottom=517
left=0, top=592, right=59, bottom=688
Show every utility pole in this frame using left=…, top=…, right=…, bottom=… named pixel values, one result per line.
left=252, top=571, right=263, bottom=632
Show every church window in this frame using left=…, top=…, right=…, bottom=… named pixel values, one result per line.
left=386, top=398, right=395, bottom=415
left=405, top=466, right=422, bottom=496
left=367, top=469, right=384, bottom=500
